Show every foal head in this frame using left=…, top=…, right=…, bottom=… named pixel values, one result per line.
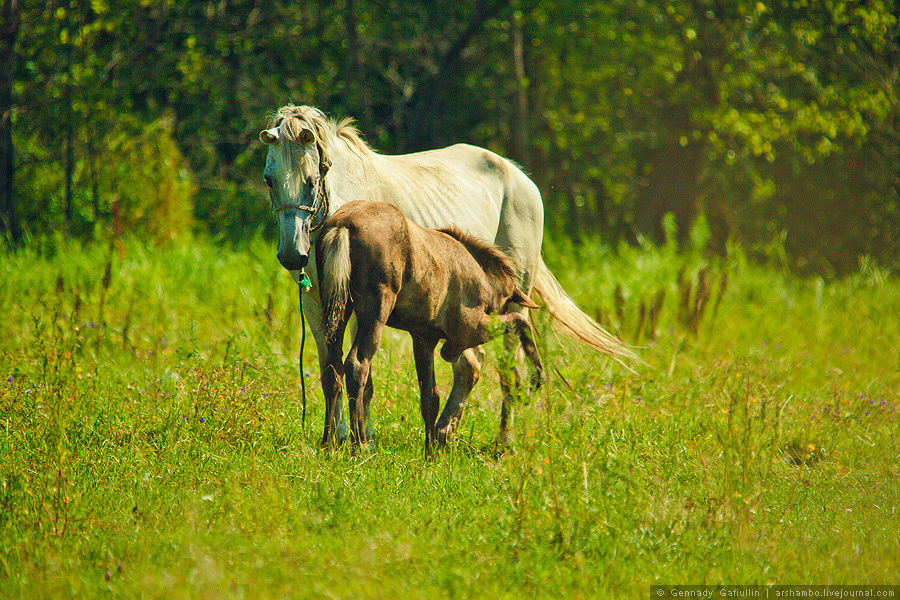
left=440, top=227, right=539, bottom=311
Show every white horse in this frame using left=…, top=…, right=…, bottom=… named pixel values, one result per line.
left=259, top=104, right=633, bottom=446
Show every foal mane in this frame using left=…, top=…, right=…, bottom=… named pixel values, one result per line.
left=439, top=227, right=519, bottom=291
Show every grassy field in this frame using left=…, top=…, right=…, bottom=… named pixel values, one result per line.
left=1, top=234, right=898, bottom=598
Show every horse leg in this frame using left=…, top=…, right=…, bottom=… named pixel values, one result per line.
left=322, top=323, right=348, bottom=449
left=495, top=305, right=535, bottom=450
left=436, top=346, right=485, bottom=446
left=503, top=312, right=544, bottom=391
left=411, top=335, right=440, bottom=454
left=497, top=331, right=525, bottom=450
left=292, top=296, right=346, bottom=449
left=343, top=289, right=392, bottom=447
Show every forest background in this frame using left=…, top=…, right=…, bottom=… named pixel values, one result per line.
left=0, top=0, right=897, bottom=274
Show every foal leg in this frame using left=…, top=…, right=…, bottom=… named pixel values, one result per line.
left=435, top=346, right=485, bottom=446
left=344, top=290, right=393, bottom=447
left=412, top=336, right=440, bottom=454
left=337, top=316, right=377, bottom=442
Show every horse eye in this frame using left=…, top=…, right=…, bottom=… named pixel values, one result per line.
left=264, top=174, right=274, bottom=188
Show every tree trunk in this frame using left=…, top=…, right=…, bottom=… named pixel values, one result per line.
left=509, top=5, right=529, bottom=168
left=344, top=0, right=372, bottom=134
left=635, top=104, right=705, bottom=244
left=63, top=0, right=74, bottom=234
left=402, top=0, right=512, bottom=152
left=0, top=0, right=20, bottom=243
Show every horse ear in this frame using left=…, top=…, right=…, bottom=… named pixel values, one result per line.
left=510, top=287, right=539, bottom=309
left=259, top=128, right=279, bottom=145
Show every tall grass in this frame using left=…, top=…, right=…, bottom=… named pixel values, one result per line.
left=1, top=234, right=897, bottom=597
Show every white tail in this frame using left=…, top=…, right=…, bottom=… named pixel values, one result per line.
left=531, top=259, right=637, bottom=368
left=318, top=226, right=352, bottom=340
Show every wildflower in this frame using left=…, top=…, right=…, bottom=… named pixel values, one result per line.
left=6, top=375, right=12, bottom=384
left=635, top=396, right=643, bottom=403
left=537, top=402, right=544, bottom=409
left=182, top=415, right=188, bottom=421
left=36, top=405, right=43, bottom=410
left=239, top=387, right=246, bottom=394
left=262, top=393, right=268, bottom=398
left=200, top=417, right=205, bottom=423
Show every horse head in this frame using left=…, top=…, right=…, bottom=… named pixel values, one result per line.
left=259, top=105, right=331, bottom=271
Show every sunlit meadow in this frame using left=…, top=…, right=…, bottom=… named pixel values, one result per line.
left=1, top=233, right=897, bottom=598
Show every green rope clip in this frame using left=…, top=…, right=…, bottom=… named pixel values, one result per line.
left=299, top=271, right=312, bottom=293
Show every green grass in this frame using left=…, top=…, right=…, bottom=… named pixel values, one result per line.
left=1, top=235, right=898, bottom=598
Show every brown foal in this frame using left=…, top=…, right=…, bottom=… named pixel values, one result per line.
left=316, top=200, right=543, bottom=451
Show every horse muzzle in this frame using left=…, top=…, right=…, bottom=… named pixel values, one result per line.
left=277, top=247, right=308, bottom=270
left=276, top=210, right=312, bottom=271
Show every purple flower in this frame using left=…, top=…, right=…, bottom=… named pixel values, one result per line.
left=199, top=417, right=205, bottom=423
left=182, top=415, right=188, bottom=421
left=239, top=387, right=246, bottom=394
left=36, top=405, right=43, bottom=410
left=606, top=383, right=613, bottom=391
left=262, top=393, right=268, bottom=399
left=537, top=402, right=544, bottom=409
left=635, top=397, right=643, bottom=403
left=304, top=371, right=311, bottom=378
left=6, top=375, right=12, bottom=384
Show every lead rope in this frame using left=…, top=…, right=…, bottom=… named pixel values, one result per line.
left=298, top=270, right=312, bottom=426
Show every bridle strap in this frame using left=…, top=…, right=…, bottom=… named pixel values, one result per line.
left=272, top=171, right=330, bottom=231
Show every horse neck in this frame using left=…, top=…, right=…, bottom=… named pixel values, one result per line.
left=322, top=136, right=379, bottom=213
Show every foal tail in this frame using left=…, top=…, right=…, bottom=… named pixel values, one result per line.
left=531, top=259, right=638, bottom=369
left=317, top=226, right=352, bottom=341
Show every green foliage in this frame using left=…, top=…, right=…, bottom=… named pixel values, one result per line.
left=1, top=237, right=897, bottom=595
left=14, top=115, right=195, bottom=241
left=3, top=0, right=898, bottom=272
left=102, top=116, right=196, bottom=241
